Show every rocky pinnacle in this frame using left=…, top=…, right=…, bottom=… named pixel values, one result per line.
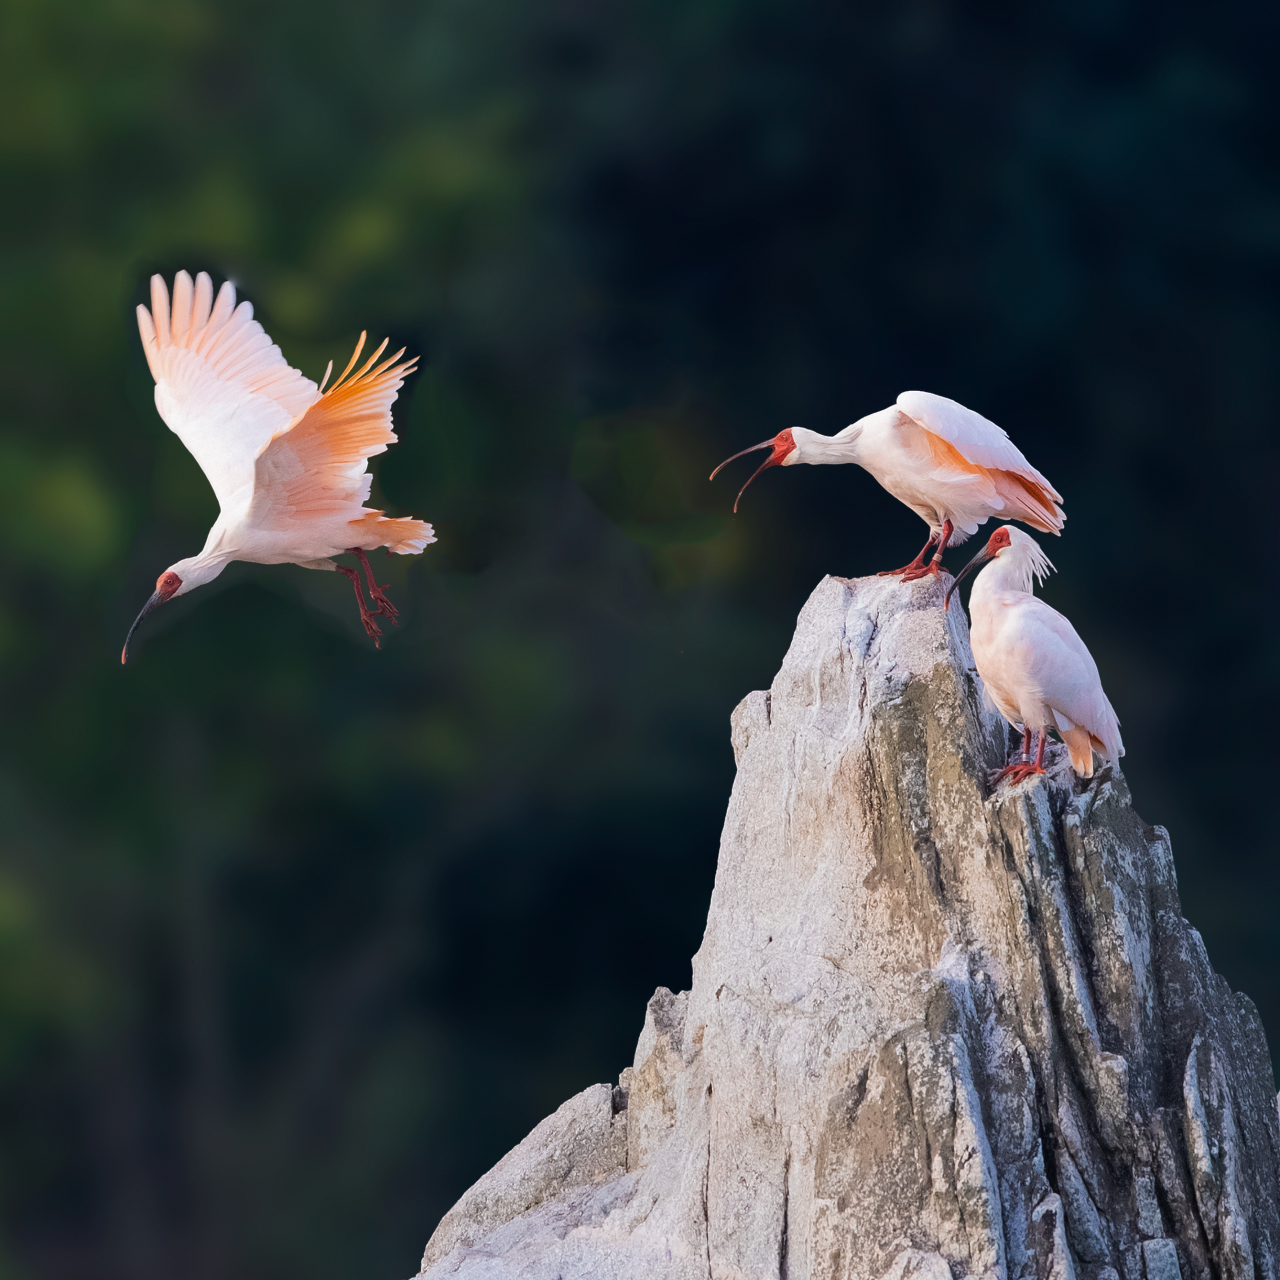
left=418, top=573, right=1280, bottom=1280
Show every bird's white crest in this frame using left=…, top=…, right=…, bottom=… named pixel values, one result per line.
left=986, top=525, right=1055, bottom=594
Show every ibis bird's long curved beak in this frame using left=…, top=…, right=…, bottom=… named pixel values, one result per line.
left=121, top=590, right=165, bottom=665
left=943, top=546, right=995, bottom=612
left=121, top=571, right=183, bottom=664
left=709, top=430, right=797, bottom=513
left=709, top=439, right=774, bottom=483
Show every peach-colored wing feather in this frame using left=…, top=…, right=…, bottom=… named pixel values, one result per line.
left=250, top=335, right=434, bottom=554
left=897, top=390, right=1065, bottom=534
left=137, top=271, right=319, bottom=512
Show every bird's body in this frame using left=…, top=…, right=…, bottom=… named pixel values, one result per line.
left=946, top=526, right=1122, bottom=782
left=123, top=271, right=434, bottom=661
left=711, top=391, right=1064, bottom=580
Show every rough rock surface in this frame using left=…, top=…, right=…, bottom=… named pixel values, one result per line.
left=418, top=574, right=1280, bottom=1280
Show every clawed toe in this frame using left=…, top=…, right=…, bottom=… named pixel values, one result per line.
left=899, top=563, right=942, bottom=584
left=989, top=762, right=1045, bottom=789
left=368, top=584, right=400, bottom=622
left=350, top=547, right=400, bottom=625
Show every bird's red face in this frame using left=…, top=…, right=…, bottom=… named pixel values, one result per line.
left=944, top=526, right=1012, bottom=612
left=709, top=428, right=798, bottom=513
left=121, top=571, right=184, bottom=664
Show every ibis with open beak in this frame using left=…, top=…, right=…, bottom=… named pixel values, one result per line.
left=710, top=391, right=1064, bottom=582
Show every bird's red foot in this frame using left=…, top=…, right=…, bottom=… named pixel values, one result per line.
left=989, top=760, right=1046, bottom=788
left=349, top=548, right=400, bottom=624
left=898, top=561, right=943, bottom=583
left=877, top=522, right=952, bottom=583
left=337, top=565, right=384, bottom=649
left=876, top=559, right=929, bottom=578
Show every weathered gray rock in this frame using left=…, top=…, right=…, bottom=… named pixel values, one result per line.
left=418, top=573, right=1280, bottom=1280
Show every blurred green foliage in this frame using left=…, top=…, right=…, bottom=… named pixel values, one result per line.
left=0, top=0, right=1278, bottom=1277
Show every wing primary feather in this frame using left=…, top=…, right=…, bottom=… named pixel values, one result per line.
left=136, top=305, right=160, bottom=378
left=370, top=347, right=407, bottom=380
left=171, top=271, right=194, bottom=343
left=204, top=281, right=237, bottom=345
left=150, top=275, right=171, bottom=348
left=350, top=337, right=390, bottom=386
left=317, top=359, right=334, bottom=393
left=191, top=272, right=213, bottom=336
left=327, top=332, right=367, bottom=394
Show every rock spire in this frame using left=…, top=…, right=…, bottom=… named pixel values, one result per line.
left=418, top=574, right=1280, bottom=1280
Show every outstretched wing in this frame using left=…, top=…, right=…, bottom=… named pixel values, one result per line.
left=897, top=390, right=1065, bottom=534
left=250, top=334, right=433, bottom=553
left=137, top=271, right=319, bottom=513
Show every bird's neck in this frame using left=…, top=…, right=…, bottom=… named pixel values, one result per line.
left=790, top=424, right=864, bottom=466
left=972, top=557, right=1035, bottom=602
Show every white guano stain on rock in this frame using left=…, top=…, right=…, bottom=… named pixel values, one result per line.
left=417, top=574, right=1280, bottom=1280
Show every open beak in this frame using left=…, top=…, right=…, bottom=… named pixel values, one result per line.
left=943, top=546, right=994, bottom=612
left=709, top=432, right=794, bottom=513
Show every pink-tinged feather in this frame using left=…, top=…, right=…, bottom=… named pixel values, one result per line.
left=171, top=270, right=193, bottom=343
left=150, top=275, right=170, bottom=348
left=192, top=271, right=213, bottom=335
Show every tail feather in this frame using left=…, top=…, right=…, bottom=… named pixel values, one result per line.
left=349, top=511, right=435, bottom=554
left=1060, top=726, right=1096, bottom=777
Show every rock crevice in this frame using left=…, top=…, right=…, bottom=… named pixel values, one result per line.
left=418, top=574, right=1280, bottom=1280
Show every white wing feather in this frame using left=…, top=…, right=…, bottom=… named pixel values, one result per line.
left=897, top=390, right=1062, bottom=501
left=1015, top=599, right=1124, bottom=761
left=137, top=271, right=319, bottom=514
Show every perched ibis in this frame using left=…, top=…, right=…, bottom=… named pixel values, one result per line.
left=710, top=391, right=1063, bottom=580
left=945, top=525, right=1123, bottom=785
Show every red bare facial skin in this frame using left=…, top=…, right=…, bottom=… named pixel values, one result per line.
left=121, top=571, right=184, bottom=665
left=944, top=527, right=1011, bottom=612
left=709, top=428, right=799, bottom=513
left=768, top=428, right=796, bottom=465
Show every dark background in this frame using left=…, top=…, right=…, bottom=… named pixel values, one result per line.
left=1, top=0, right=1277, bottom=1276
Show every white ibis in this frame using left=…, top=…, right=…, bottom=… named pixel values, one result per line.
left=122, top=270, right=434, bottom=663
left=710, top=391, right=1063, bottom=580
left=945, top=525, right=1123, bottom=785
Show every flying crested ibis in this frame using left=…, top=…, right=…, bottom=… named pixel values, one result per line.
left=945, top=525, right=1123, bottom=785
left=710, top=391, right=1064, bottom=580
left=123, top=271, right=434, bottom=663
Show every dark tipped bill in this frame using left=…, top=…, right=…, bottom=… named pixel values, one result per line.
left=709, top=438, right=774, bottom=483
left=121, top=589, right=165, bottom=665
left=943, top=546, right=995, bottom=612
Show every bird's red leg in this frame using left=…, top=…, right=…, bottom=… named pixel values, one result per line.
left=900, top=519, right=953, bottom=582
left=336, top=564, right=384, bottom=648
left=992, top=728, right=1047, bottom=789
left=877, top=530, right=939, bottom=577
left=989, top=725, right=1032, bottom=785
left=348, top=547, right=400, bottom=624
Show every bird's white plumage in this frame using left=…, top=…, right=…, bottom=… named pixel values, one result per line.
left=964, top=527, right=1122, bottom=776
left=133, top=270, right=433, bottom=602
left=138, top=271, right=320, bottom=516
left=780, top=392, right=1064, bottom=563
left=895, top=390, right=1061, bottom=500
